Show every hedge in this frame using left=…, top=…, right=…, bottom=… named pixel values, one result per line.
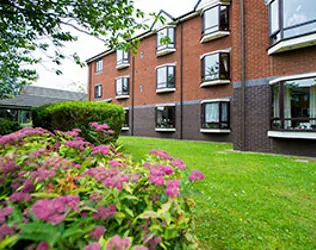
left=0, top=118, right=22, bottom=135
left=32, top=101, right=125, bottom=144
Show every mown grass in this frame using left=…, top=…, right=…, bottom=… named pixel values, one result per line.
left=118, top=136, right=316, bottom=250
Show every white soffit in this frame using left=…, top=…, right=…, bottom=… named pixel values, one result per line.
left=195, top=0, right=231, bottom=11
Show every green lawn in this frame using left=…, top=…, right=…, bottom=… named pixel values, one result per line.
left=118, top=136, right=316, bottom=250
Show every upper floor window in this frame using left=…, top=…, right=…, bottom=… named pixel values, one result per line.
left=201, top=100, right=230, bottom=131
left=94, top=84, right=102, bottom=99
left=115, top=77, right=129, bottom=99
left=155, top=105, right=176, bottom=131
left=201, top=51, right=230, bottom=86
left=269, top=0, right=316, bottom=45
left=271, top=76, right=316, bottom=131
left=156, top=27, right=176, bottom=56
left=156, top=65, right=176, bottom=92
left=95, top=59, right=103, bottom=73
left=201, top=5, right=229, bottom=43
left=116, top=50, right=129, bottom=69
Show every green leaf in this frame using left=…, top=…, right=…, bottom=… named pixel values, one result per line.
left=0, top=235, right=19, bottom=249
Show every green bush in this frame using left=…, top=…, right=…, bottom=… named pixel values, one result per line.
left=0, top=118, right=21, bottom=135
left=32, top=101, right=125, bottom=144
left=0, top=126, right=204, bottom=249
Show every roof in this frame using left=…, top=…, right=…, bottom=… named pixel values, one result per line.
left=0, top=86, right=88, bottom=108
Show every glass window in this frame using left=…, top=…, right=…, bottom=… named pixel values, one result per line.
left=157, top=66, right=175, bottom=89
left=116, top=78, right=129, bottom=96
left=271, top=77, right=316, bottom=131
left=203, top=5, right=229, bottom=35
left=116, top=50, right=129, bottom=65
left=95, top=59, right=103, bottom=73
left=269, top=0, right=316, bottom=44
left=123, top=109, right=129, bottom=128
left=94, top=84, right=102, bottom=99
left=201, top=52, right=230, bottom=82
left=156, top=106, right=176, bottom=128
left=157, top=27, right=175, bottom=51
left=201, top=101, right=230, bottom=129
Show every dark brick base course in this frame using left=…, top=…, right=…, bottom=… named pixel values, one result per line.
left=131, top=103, right=232, bottom=142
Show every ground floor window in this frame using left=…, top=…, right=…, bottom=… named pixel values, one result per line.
left=155, top=105, right=176, bottom=128
left=0, top=108, right=32, bottom=124
left=94, top=84, right=102, bottom=99
left=271, top=76, right=316, bottom=131
left=201, top=101, right=230, bottom=129
left=123, top=109, right=129, bottom=128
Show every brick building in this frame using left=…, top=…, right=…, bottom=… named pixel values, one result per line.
left=86, top=0, right=316, bottom=157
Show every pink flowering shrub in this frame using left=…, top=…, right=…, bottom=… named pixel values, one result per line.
left=0, top=125, right=204, bottom=249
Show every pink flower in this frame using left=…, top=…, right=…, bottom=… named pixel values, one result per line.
left=93, top=204, right=116, bottom=220
left=166, top=180, right=180, bottom=198
left=89, top=226, right=105, bottom=240
left=9, top=192, right=32, bottom=202
left=150, top=149, right=173, bottom=160
left=161, top=166, right=174, bottom=175
left=0, top=207, right=14, bottom=223
left=109, top=160, right=122, bottom=168
left=36, top=241, right=49, bottom=250
left=188, top=170, right=205, bottom=181
left=0, top=224, right=14, bottom=240
left=149, top=170, right=165, bottom=186
left=91, top=145, right=114, bottom=155
left=106, top=235, right=131, bottom=250
left=134, top=246, right=148, bottom=250
left=170, top=159, right=185, bottom=170
left=84, top=242, right=101, bottom=250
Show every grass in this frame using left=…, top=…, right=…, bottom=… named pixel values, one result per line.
left=118, top=136, right=316, bottom=250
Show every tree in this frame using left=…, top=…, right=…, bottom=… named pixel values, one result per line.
left=0, top=0, right=149, bottom=98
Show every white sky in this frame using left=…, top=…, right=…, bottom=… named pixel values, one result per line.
left=32, top=0, right=198, bottom=92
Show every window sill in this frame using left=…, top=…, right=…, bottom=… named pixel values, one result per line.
left=95, top=71, right=103, bottom=75
left=115, top=95, right=129, bottom=100
left=268, top=32, right=316, bottom=55
left=122, top=127, right=129, bottom=131
left=267, top=130, right=316, bottom=140
left=200, top=128, right=231, bottom=134
left=200, top=31, right=230, bottom=43
left=156, top=88, right=176, bottom=94
left=156, top=48, right=176, bottom=57
left=200, top=80, right=230, bottom=87
left=155, top=128, right=176, bottom=132
left=116, top=63, right=130, bottom=70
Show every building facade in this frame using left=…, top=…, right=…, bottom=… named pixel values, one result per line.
left=87, top=0, right=316, bottom=157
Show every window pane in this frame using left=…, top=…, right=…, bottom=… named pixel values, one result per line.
left=220, top=53, right=229, bottom=79
left=157, top=29, right=167, bottom=49
left=157, top=67, right=167, bottom=88
left=169, top=28, right=175, bottom=44
left=156, top=106, right=175, bottom=128
left=221, top=102, right=228, bottom=122
left=167, top=67, right=175, bottom=87
left=283, top=77, right=316, bottom=130
left=122, top=79, right=128, bottom=94
left=117, top=50, right=123, bottom=63
left=204, top=7, right=219, bottom=34
left=167, top=106, right=176, bottom=128
left=124, top=110, right=129, bottom=127
left=283, top=0, right=316, bottom=28
left=205, top=103, right=219, bottom=122
left=219, top=6, right=229, bottom=31
left=116, top=79, right=122, bottom=95
left=204, top=54, right=219, bottom=81
left=270, top=0, right=280, bottom=34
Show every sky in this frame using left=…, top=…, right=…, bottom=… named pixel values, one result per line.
left=32, top=0, right=198, bottom=92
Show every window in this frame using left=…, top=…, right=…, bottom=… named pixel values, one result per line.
left=94, top=84, right=102, bottom=99
left=115, top=77, right=129, bottom=97
left=201, top=101, right=230, bottom=130
left=116, top=50, right=129, bottom=67
left=156, top=106, right=176, bottom=129
left=157, top=27, right=175, bottom=51
left=95, top=59, right=103, bottom=73
left=123, top=109, right=129, bottom=128
left=271, top=76, right=316, bottom=131
left=202, top=5, right=229, bottom=37
left=269, top=0, right=316, bottom=45
left=156, top=66, right=175, bottom=90
left=201, top=52, right=230, bottom=83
